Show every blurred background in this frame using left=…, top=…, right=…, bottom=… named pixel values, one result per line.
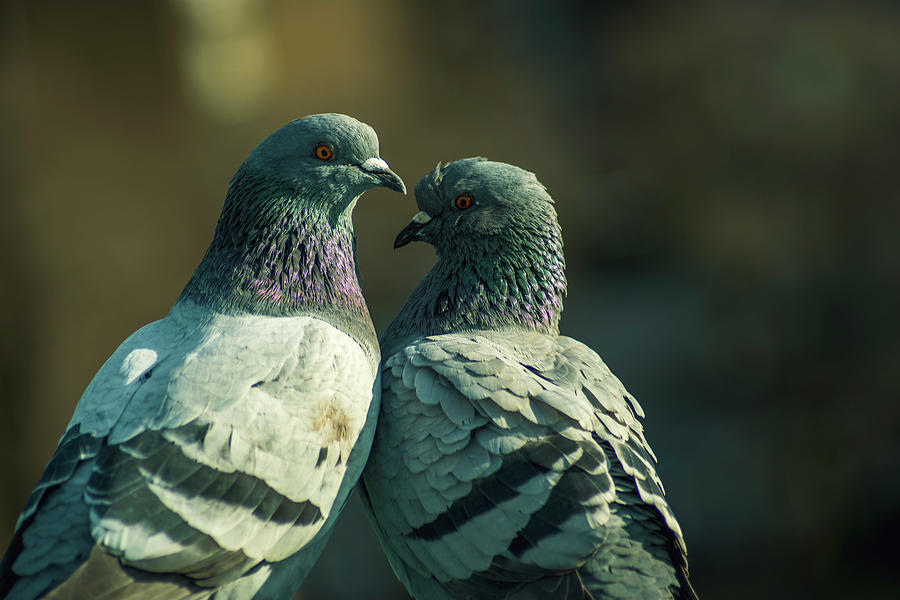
left=2, top=0, right=899, bottom=598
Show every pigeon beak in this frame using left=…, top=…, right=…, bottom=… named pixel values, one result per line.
left=394, top=211, right=432, bottom=248
left=358, top=157, right=407, bottom=194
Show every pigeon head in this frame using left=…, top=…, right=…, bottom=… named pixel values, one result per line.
left=180, top=114, right=405, bottom=354
left=395, top=157, right=552, bottom=250
left=235, top=113, right=405, bottom=219
left=384, top=158, right=566, bottom=350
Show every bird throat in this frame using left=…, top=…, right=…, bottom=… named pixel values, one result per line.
left=387, top=229, right=566, bottom=347
left=177, top=186, right=376, bottom=350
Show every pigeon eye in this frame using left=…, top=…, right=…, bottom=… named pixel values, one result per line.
left=454, top=194, right=473, bottom=210
left=314, top=144, right=333, bottom=161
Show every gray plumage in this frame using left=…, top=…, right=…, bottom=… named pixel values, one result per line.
left=362, top=158, right=697, bottom=599
left=0, top=113, right=406, bottom=600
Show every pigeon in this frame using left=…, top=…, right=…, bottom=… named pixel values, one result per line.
left=361, top=158, right=697, bottom=600
left=0, top=113, right=406, bottom=600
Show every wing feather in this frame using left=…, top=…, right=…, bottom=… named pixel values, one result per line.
left=363, top=330, right=691, bottom=599
left=4, top=307, right=376, bottom=598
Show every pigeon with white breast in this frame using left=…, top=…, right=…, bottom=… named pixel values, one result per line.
left=362, top=158, right=697, bottom=599
left=0, top=113, right=406, bottom=599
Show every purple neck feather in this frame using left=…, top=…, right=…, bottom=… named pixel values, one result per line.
left=177, top=177, right=375, bottom=351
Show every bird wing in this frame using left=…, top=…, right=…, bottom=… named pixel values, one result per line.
left=364, top=330, right=689, bottom=598
left=2, top=303, right=376, bottom=598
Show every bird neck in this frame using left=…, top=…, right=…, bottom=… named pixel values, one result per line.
left=176, top=173, right=376, bottom=351
left=384, top=226, right=566, bottom=352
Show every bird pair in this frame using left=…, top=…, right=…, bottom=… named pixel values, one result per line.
left=0, top=114, right=697, bottom=600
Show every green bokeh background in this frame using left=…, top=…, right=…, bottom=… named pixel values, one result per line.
left=2, top=1, right=898, bottom=598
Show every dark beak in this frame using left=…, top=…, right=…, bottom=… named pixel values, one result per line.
left=394, top=211, right=433, bottom=248
left=358, top=157, right=406, bottom=194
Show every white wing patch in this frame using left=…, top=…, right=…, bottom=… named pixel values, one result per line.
left=120, top=348, right=158, bottom=385
left=20, top=300, right=379, bottom=590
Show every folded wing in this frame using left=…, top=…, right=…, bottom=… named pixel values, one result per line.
left=2, top=306, right=375, bottom=599
left=364, top=331, right=692, bottom=599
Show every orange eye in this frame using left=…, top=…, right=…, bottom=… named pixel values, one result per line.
left=314, top=144, right=333, bottom=161
left=455, top=194, right=473, bottom=210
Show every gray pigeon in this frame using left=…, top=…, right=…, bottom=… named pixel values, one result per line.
left=361, top=158, right=697, bottom=600
left=0, top=113, right=406, bottom=600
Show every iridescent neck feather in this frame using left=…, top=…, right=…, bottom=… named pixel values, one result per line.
left=177, top=170, right=376, bottom=353
left=384, top=217, right=566, bottom=352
